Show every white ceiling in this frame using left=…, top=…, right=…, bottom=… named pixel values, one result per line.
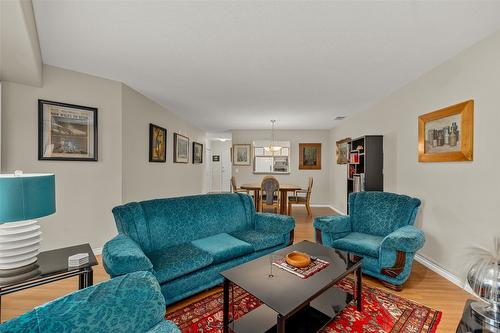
left=33, top=1, right=500, bottom=131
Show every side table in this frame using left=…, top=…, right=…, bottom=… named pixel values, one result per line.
left=0, top=243, right=97, bottom=322
left=456, top=300, right=500, bottom=333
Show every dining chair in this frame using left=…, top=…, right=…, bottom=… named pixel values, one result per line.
left=231, top=176, right=249, bottom=194
left=288, top=177, right=313, bottom=216
left=260, top=176, right=280, bottom=213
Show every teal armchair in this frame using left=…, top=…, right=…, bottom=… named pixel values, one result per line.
left=1, top=271, right=180, bottom=333
left=314, top=192, right=424, bottom=290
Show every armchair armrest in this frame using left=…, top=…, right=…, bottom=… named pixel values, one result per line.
left=103, top=233, right=153, bottom=277
left=381, top=225, right=425, bottom=253
left=255, top=213, right=295, bottom=234
left=313, top=215, right=352, bottom=234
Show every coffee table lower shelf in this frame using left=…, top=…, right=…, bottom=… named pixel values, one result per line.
left=226, top=287, right=355, bottom=333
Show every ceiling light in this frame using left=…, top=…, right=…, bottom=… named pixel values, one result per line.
left=264, top=120, right=282, bottom=153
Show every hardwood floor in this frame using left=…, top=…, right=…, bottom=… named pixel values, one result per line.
left=1, top=207, right=471, bottom=332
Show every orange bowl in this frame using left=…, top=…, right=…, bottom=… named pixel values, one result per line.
left=286, top=251, right=311, bottom=268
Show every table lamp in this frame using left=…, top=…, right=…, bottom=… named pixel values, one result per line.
left=0, top=171, right=55, bottom=270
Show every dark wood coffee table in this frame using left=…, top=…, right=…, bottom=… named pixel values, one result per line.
left=221, top=240, right=362, bottom=333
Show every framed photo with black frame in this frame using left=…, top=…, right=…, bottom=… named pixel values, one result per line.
left=38, top=99, right=98, bottom=161
left=192, top=142, right=203, bottom=164
left=149, top=123, right=167, bottom=162
left=174, top=133, right=189, bottom=163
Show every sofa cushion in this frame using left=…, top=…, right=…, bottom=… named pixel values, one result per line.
left=331, top=232, right=383, bottom=258
left=230, top=230, right=284, bottom=251
left=150, top=243, right=213, bottom=283
left=191, top=233, right=254, bottom=264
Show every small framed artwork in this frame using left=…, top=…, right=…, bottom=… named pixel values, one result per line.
left=38, top=99, right=98, bottom=161
left=418, top=100, right=473, bottom=162
left=192, top=142, right=203, bottom=164
left=149, top=124, right=167, bottom=162
left=336, top=138, right=351, bottom=164
left=233, top=144, right=251, bottom=166
left=299, top=143, right=321, bottom=170
left=174, top=133, right=189, bottom=163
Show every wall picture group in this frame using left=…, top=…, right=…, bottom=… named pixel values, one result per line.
left=38, top=100, right=98, bottom=161
left=148, top=124, right=203, bottom=164
left=418, top=100, right=473, bottom=162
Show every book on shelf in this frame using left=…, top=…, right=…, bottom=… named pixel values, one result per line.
left=353, top=173, right=365, bottom=192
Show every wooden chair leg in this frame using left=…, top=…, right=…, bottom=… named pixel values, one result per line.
left=305, top=203, right=312, bottom=216
left=288, top=203, right=292, bottom=215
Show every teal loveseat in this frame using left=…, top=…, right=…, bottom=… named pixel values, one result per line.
left=103, top=193, right=295, bottom=304
left=314, top=192, right=424, bottom=290
left=1, top=271, right=179, bottom=333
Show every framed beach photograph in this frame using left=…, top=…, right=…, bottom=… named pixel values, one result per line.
left=38, top=99, right=98, bottom=161
left=418, top=100, right=473, bottom=162
left=192, top=142, right=203, bottom=164
left=149, top=124, right=167, bottom=162
left=336, top=138, right=351, bottom=164
left=232, top=144, right=251, bottom=166
left=299, top=143, right=321, bottom=170
left=174, top=133, right=189, bottom=163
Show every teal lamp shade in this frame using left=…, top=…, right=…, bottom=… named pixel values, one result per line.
left=0, top=173, right=56, bottom=224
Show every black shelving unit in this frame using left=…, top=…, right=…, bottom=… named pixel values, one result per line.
left=346, top=135, right=383, bottom=212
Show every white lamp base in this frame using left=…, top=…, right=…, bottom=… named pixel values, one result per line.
left=0, top=220, right=41, bottom=270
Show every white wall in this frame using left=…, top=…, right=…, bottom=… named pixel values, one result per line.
left=231, top=129, right=330, bottom=204
left=0, top=0, right=43, bottom=86
left=1, top=65, right=123, bottom=250
left=121, top=84, right=207, bottom=202
left=329, top=30, right=500, bottom=280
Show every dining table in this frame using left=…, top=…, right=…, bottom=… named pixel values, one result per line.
left=240, top=183, right=303, bottom=215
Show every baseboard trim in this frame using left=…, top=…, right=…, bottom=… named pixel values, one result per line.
left=93, top=247, right=102, bottom=256
left=414, top=253, right=474, bottom=295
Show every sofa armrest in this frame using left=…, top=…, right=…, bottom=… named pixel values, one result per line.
left=381, top=225, right=425, bottom=253
left=103, top=234, right=153, bottom=276
left=147, top=320, right=181, bottom=333
left=313, top=215, right=351, bottom=234
left=255, top=213, right=295, bottom=234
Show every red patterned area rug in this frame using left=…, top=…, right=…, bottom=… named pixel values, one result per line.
left=166, top=278, right=441, bottom=333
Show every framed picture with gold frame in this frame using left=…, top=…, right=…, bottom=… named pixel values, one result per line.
left=336, top=138, right=351, bottom=164
left=299, top=143, right=321, bottom=170
left=418, top=100, right=473, bottom=162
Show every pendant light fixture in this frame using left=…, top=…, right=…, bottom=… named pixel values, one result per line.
left=264, top=120, right=282, bottom=152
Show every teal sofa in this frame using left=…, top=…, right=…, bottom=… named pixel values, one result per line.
left=1, top=271, right=179, bottom=333
left=103, top=193, right=295, bottom=304
left=314, top=192, right=424, bottom=290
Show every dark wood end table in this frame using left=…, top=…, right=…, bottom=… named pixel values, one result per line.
left=221, top=240, right=363, bottom=333
left=0, top=243, right=97, bottom=322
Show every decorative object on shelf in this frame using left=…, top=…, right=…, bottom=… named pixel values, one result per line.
left=418, top=100, right=474, bottom=162
left=299, top=143, right=321, bottom=170
left=232, top=144, right=251, bottom=166
left=149, top=124, right=167, bottom=162
left=285, top=251, right=311, bottom=268
left=192, top=142, right=203, bottom=164
left=173, top=133, right=189, bottom=163
left=68, top=253, right=90, bottom=267
left=264, top=120, right=282, bottom=152
left=0, top=172, right=55, bottom=270
left=38, top=100, right=98, bottom=161
left=336, top=138, right=351, bottom=164
left=466, top=239, right=500, bottom=328
left=350, top=151, right=360, bottom=164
